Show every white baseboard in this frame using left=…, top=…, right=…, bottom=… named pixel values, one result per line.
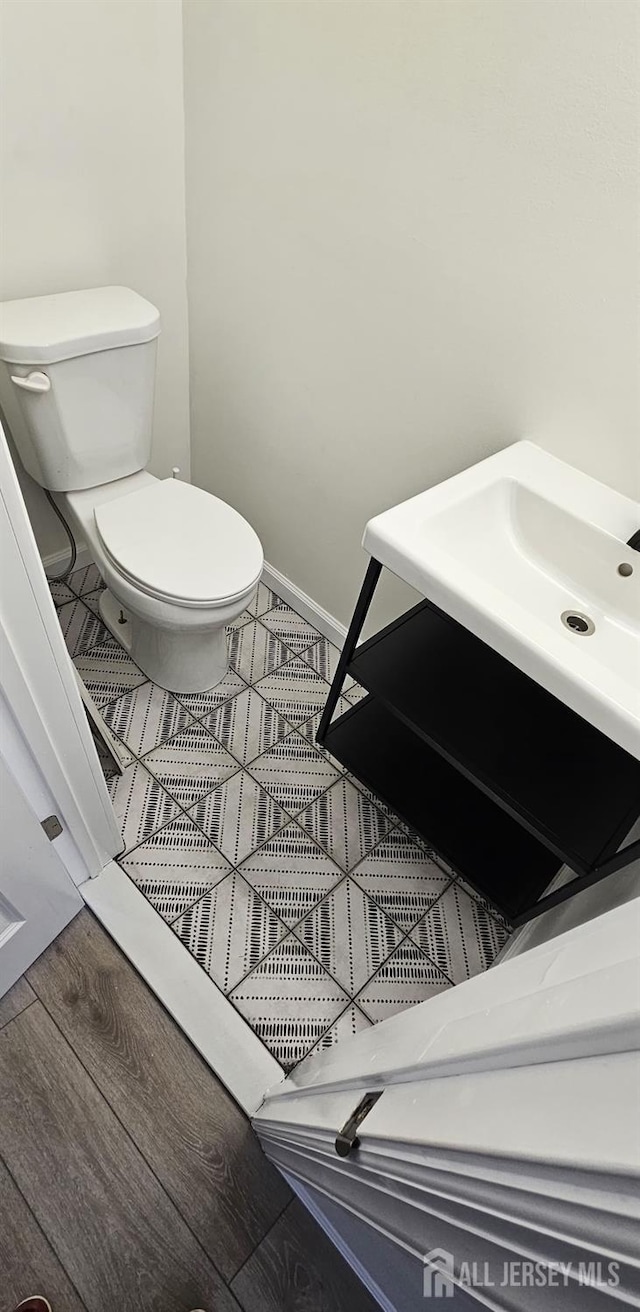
left=83, top=861, right=284, bottom=1114
left=262, top=560, right=347, bottom=650
left=43, top=545, right=347, bottom=654
left=43, top=540, right=91, bottom=576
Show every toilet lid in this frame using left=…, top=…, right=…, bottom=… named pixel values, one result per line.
left=94, top=479, right=263, bottom=606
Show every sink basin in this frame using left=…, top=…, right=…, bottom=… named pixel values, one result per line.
left=363, top=441, right=640, bottom=760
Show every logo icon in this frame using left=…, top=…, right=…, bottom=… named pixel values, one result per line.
left=423, top=1248, right=455, bottom=1298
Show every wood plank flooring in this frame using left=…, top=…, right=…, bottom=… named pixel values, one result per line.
left=0, top=976, right=35, bottom=1030
left=0, top=1159, right=87, bottom=1312
left=0, top=910, right=379, bottom=1312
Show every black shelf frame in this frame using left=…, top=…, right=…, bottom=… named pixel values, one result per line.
left=316, top=558, right=640, bottom=926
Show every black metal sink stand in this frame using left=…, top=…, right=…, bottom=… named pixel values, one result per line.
left=316, top=558, right=640, bottom=926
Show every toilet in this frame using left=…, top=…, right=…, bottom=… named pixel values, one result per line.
left=0, top=286, right=263, bottom=693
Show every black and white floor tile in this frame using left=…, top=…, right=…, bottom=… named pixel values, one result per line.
left=119, top=813, right=232, bottom=922
left=302, top=1002, right=373, bottom=1061
left=142, top=720, right=239, bottom=808
left=227, top=608, right=253, bottom=631
left=297, top=776, right=391, bottom=872
left=174, top=667, right=247, bottom=719
left=408, top=881, right=510, bottom=984
left=259, top=603, right=322, bottom=656
left=304, top=637, right=359, bottom=699
left=299, top=697, right=353, bottom=768
left=246, top=580, right=284, bottom=617
left=343, top=681, right=368, bottom=705
left=80, top=587, right=106, bottom=618
left=203, top=685, right=291, bottom=767
left=103, top=681, right=193, bottom=757
left=302, top=636, right=342, bottom=684
left=106, top=761, right=181, bottom=854
left=67, top=562, right=106, bottom=596
left=172, top=871, right=288, bottom=993
left=47, top=577, right=76, bottom=607
left=351, top=830, right=453, bottom=932
left=238, top=822, right=344, bottom=927
left=248, top=730, right=341, bottom=815
left=57, top=596, right=109, bottom=658
left=294, top=876, right=402, bottom=996
left=228, top=619, right=291, bottom=684
left=356, top=940, right=453, bottom=1023
left=254, top=655, right=335, bottom=727
left=187, top=768, right=289, bottom=867
left=73, top=636, right=148, bottom=707
left=229, top=935, right=351, bottom=1069
left=52, top=564, right=511, bottom=1071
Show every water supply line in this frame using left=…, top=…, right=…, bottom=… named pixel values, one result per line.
left=44, top=489, right=77, bottom=581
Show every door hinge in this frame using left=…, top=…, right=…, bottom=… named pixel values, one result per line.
left=41, top=814, right=63, bottom=841
left=335, top=1091, right=383, bottom=1158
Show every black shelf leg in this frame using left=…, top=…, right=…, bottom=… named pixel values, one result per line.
left=316, top=557, right=382, bottom=745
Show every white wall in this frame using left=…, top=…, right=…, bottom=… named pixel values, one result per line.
left=0, top=0, right=190, bottom=560
left=184, top=0, right=640, bottom=628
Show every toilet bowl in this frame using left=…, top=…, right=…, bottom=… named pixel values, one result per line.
left=0, top=286, right=264, bottom=694
left=63, top=471, right=263, bottom=693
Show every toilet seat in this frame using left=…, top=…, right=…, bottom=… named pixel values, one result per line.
left=94, top=478, right=263, bottom=608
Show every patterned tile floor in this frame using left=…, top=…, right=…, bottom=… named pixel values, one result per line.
left=50, top=562, right=511, bottom=1071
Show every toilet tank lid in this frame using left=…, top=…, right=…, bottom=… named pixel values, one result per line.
left=0, top=286, right=160, bottom=364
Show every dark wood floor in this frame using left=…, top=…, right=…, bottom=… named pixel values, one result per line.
left=0, top=910, right=378, bottom=1312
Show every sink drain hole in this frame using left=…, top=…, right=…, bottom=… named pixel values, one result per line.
left=561, top=610, right=595, bottom=636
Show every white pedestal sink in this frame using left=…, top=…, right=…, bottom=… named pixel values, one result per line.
left=364, top=441, right=640, bottom=760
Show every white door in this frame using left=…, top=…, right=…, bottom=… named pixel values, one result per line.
left=0, top=753, right=83, bottom=997
left=0, top=422, right=122, bottom=885
left=254, top=902, right=640, bottom=1310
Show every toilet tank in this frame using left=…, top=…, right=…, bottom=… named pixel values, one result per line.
left=0, top=287, right=160, bottom=491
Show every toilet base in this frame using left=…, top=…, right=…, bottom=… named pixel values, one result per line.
left=99, top=589, right=230, bottom=694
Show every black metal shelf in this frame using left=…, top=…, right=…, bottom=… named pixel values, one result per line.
left=345, top=598, right=640, bottom=875
left=324, top=697, right=562, bottom=920
left=317, top=557, right=640, bottom=925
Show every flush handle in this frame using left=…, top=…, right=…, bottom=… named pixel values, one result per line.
left=10, top=370, right=51, bottom=393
